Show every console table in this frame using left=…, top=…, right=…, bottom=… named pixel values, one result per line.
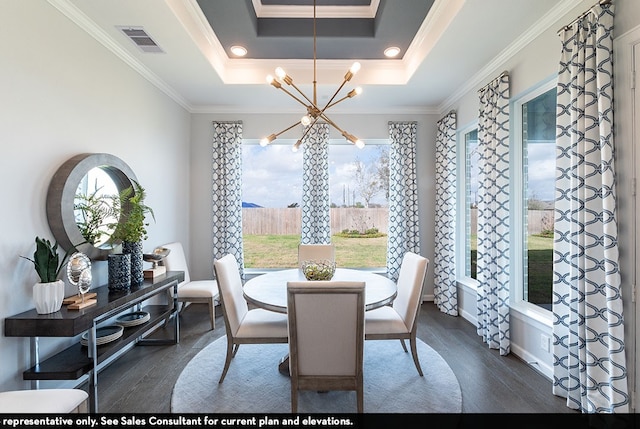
left=4, top=271, right=184, bottom=413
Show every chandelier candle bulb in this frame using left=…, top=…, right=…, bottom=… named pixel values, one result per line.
left=260, top=134, right=277, bottom=147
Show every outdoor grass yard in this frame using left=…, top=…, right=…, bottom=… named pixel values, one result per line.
left=526, top=234, right=554, bottom=305
left=471, top=233, right=554, bottom=306
left=243, top=234, right=387, bottom=268
left=245, top=233, right=553, bottom=306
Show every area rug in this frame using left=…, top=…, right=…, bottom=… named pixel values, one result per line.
left=171, top=337, right=462, bottom=414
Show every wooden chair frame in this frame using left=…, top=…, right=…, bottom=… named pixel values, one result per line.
left=364, top=253, right=429, bottom=376
left=214, top=254, right=288, bottom=383
left=287, top=281, right=365, bottom=413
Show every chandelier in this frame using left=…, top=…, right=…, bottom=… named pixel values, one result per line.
left=260, top=0, right=364, bottom=152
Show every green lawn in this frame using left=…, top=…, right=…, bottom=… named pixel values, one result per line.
left=471, top=234, right=553, bottom=306
left=243, top=234, right=387, bottom=268
left=245, top=233, right=553, bottom=307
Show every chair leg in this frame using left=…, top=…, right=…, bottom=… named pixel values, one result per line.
left=409, top=336, right=423, bottom=376
left=232, top=343, right=240, bottom=358
left=356, top=387, right=363, bottom=413
left=399, top=339, right=408, bottom=352
left=208, top=300, right=215, bottom=330
left=178, top=301, right=188, bottom=316
left=218, top=337, right=235, bottom=383
left=291, top=382, right=298, bottom=413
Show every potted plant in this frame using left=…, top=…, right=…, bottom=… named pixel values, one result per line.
left=21, top=237, right=73, bottom=314
left=108, top=180, right=155, bottom=288
left=74, top=183, right=117, bottom=247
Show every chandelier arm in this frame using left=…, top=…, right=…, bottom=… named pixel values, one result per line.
left=319, top=79, right=349, bottom=113
left=299, top=122, right=315, bottom=143
left=318, top=113, right=346, bottom=135
left=325, top=94, right=351, bottom=110
left=288, top=82, right=317, bottom=109
left=275, top=121, right=303, bottom=138
left=276, top=85, right=312, bottom=110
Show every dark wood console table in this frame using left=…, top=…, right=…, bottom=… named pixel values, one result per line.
left=4, top=271, right=184, bottom=413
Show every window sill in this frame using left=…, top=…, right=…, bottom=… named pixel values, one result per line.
left=509, top=301, right=552, bottom=329
left=457, top=277, right=480, bottom=292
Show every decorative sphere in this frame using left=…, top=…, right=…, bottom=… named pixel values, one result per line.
left=67, top=252, right=91, bottom=286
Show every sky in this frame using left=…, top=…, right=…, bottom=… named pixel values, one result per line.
left=242, top=141, right=389, bottom=208
left=468, top=140, right=556, bottom=204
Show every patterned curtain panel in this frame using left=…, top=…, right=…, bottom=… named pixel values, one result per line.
left=387, top=121, right=420, bottom=282
left=434, top=111, right=458, bottom=316
left=301, top=123, right=331, bottom=244
left=476, top=73, right=510, bottom=355
left=552, top=4, right=629, bottom=413
left=212, top=121, right=245, bottom=278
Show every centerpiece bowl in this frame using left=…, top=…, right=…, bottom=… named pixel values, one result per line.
left=301, top=260, right=336, bottom=281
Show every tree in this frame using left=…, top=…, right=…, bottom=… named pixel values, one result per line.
left=353, top=159, right=380, bottom=208
left=375, top=146, right=390, bottom=200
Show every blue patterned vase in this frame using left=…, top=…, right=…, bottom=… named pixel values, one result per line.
left=123, top=241, right=144, bottom=287
left=108, top=253, right=131, bottom=291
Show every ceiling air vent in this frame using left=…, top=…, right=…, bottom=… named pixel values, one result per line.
left=117, top=26, right=164, bottom=53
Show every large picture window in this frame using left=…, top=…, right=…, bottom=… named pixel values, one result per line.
left=465, top=128, right=479, bottom=279
left=514, top=82, right=557, bottom=311
left=456, top=124, right=479, bottom=283
left=242, top=140, right=389, bottom=270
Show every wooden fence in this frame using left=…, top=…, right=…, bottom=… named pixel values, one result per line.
left=470, top=209, right=554, bottom=235
left=242, top=208, right=389, bottom=235
left=243, top=208, right=554, bottom=235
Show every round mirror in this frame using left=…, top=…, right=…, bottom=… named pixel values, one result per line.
left=47, top=153, right=137, bottom=260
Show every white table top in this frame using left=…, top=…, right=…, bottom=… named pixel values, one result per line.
left=243, top=268, right=397, bottom=314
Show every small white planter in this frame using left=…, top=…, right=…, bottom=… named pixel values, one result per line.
left=33, top=279, right=65, bottom=314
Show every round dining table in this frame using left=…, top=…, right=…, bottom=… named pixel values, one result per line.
left=243, top=267, right=397, bottom=314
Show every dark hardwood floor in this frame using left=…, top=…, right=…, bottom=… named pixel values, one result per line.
left=93, top=301, right=575, bottom=414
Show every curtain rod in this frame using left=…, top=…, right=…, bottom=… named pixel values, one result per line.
left=479, top=70, right=509, bottom=92
left=557, top=0, right=612, bottom=34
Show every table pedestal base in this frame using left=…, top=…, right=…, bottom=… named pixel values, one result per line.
left=278, top=354, right=290, bottom=376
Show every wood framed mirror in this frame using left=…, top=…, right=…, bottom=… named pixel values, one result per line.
left=46, top=153, right=137, bottom=260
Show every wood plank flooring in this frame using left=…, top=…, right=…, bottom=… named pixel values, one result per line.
left=92, top=301, right=575, bottom=414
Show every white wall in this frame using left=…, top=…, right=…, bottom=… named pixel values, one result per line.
left=0, top=1, right=191, bottom=390
left=189, top=112, right=438, bottom=299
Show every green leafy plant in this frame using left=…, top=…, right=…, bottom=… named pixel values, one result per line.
left=109, top=180, right=155, bottom=243
left=20, top=237, right=73, bottom=283
left=74, top=182, right=117, bottom=245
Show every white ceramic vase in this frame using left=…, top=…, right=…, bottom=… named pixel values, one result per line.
left=33, top=279, right=65, bottom=314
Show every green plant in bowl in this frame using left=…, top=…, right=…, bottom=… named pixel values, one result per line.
left=301, top=260, right=336, bottom=281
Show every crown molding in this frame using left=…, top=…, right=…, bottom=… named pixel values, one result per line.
left=47, top=0, right=191, bottom=111
left=190, top=104, right=439, bottom=115
left=404, top=0, right=465, bottom=78
left=437, top=0, right=583, bottom=114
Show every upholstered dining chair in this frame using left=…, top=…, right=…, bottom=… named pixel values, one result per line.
left=297, top=243, right=335, bottom=267
left=287, top=280, right=365, bottom=413
left=213, top=253, right=289, bottom=383
left=0, top=388, right=88, bottom=413
left=161, top=242, right=219, bottom=331
left=364, top=252, right=429, bottom=376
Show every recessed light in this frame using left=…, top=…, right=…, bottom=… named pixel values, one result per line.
left=230, top=45, right=247, bottom=57
left=384, top=47, right=401, bottom=58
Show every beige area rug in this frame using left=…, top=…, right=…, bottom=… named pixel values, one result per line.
left=171, top=337, right=462, bottom=414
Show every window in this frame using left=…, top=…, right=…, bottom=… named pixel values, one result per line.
left=514, top=82, right=557, bottom=311
left=457, top=125, right=479, bottom=282
left=241, top=139, right=389, bottom=270
left=465, top=129, right=479, bottom=279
